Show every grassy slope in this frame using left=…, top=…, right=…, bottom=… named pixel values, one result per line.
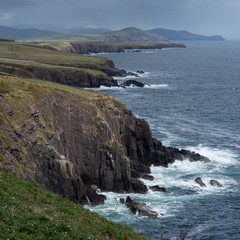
left=0, top=168, right=146, bottom=240
left=16, top=28, right=165, bottom=43
left=0, top=76, right=147, bottom=240
left=0, top=42, right=109, bottom=76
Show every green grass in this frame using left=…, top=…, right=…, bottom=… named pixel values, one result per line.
left=0, top=75, right=105, bottom=99
left=0, top=168, right=147, bottom=240
left=0, top=42, right=108, bottom=68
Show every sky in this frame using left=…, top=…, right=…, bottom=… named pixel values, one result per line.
left=0, top=0, right=240, bottom=39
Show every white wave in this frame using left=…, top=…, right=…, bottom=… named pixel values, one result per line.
left=186, top=144, right=238, bottom=165
left=144, top=84, right=169, bottom=89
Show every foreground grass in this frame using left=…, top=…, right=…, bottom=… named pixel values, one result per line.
left=0, top=168, right=147, bottom=240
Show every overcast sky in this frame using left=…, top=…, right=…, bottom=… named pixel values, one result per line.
left=0, top=0, right=240, bottom=39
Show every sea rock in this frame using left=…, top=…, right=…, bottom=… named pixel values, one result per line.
left=120, top=198, right=125, bottom=204
left=210, top=180, right=223, bottom=187
left=149, top=185, right=167, bottom=193
left=125, top=196, right=158, bottom=218
left=120, top=80, right=145, bottom=88
left=137, top=70, right=145, bottom=74
left=85, top=186, right=106, bottom=206
left=195, top=177, right=207, bottom=187
left=141, top=174, right=155, bottom=181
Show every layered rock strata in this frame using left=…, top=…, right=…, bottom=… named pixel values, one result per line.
left=0, top=77, right=209, bottom=205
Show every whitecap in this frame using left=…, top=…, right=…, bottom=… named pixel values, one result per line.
left=144, top=84, right=169, bottom=89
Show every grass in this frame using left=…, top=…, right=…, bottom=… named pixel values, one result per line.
left=0, top=75, right=105, bottom=99
left=0, top=42, right=109, bottom=68
left=0, top=168, right=147, bottom=240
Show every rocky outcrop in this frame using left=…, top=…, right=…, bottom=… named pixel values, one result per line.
left=149, top=185, right=167, bottom=193
left=195, top=177, right=207, bottom=187
left=210, top=180, right=223, bottom=187
left=125, top=196, right=158, bottom=218
left=0, top=76, right=210, bottom=205
left=119, top=80, right=145, bottom=88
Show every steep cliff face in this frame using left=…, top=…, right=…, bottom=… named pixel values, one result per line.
left=0, top=76, right=209, bottom=205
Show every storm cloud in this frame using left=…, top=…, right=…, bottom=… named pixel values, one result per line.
left=0, top=0, right=240, bottom=39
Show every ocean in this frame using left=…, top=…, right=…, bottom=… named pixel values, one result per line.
left=86, top=42, right=240, bottom=240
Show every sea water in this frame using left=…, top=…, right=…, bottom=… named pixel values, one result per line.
left=86, top=42, right=240, bottom=240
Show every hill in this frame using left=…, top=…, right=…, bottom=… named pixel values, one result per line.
left=147, top=28, right=225, bottom=41
left=0, top=25, right=56, bottom=39
left=100, top=27, right=167, bottom=43
left=17, top=27, right=167, bottom=43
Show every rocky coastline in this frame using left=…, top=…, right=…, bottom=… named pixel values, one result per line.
left=0, top=75, right=210, bottom=207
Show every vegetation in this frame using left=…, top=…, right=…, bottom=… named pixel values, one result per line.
left=0, top=42, right=108, bottom=67
left=16, top=27, right=165, bottom=43
left=0, top=168, right=147, bottom=240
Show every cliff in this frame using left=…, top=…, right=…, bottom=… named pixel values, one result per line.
left=40, top=41, right=186, bottom=54
left=0, top=42, right=124, bottom=88
left=0, top=76, right=209, bottom=205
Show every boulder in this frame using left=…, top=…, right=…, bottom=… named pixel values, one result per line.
left=195, top=177, right=207, bottom=187
left=120, top=80, right=145, bottom=88
left=119, top=198, right=125, bottom=204
left=210, top=180, right=223, bottom=187
left=125, top=196, right=158, bottom=218
left=149, top=185, right=166, bottom=193
left=137, top=70, right=145, bottom=74
left=141, top=174, right=154, bottom=181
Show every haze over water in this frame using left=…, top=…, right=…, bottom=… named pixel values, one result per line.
left=87, top=42, right=240, bottom=240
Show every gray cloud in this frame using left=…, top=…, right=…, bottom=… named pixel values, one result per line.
left=0, top=0, right=240, bottom=39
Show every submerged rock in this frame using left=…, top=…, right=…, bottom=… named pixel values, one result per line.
left=195, top=177, right=207, bottom=187
left=149, top=185, right=167, bottom=193
left=210, top=180, right=223, bottom=187
left=125, top=196, right=158, bottom=218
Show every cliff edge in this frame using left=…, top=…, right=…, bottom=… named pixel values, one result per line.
left=0, top=76, right=209, bottom=205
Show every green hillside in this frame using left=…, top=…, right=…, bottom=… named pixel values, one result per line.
left=17, top=27, right=167, bottom=43
left=0, top=167, right=146, bottom=240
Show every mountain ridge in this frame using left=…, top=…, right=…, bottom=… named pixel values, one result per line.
left=147, top=28, right=225, bottom=41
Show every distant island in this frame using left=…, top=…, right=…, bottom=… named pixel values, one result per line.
left=147, top=28, right=225, bottom=41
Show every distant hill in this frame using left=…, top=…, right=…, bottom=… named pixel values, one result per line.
left=63, top=27, right=112, bottom=34
left=0, top=25, right=56, bottom=39
left=100, top=27, right=167, bottom=43
left=147, top=28, right=225, bottom=41
left=17, top=27, right=167, bottom=43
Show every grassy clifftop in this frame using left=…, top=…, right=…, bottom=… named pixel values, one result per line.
left=0, top=75, right=147, bottom=239
left=0, top=168, right=146, bottom=240
left=0, top=42, right=119, bottom=88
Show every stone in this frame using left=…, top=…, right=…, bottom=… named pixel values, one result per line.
left=141, top=174, right=154, bottom=181
left=120, top=80, right=145, bottom=88
left=210, top=180, right=223, bottom=187
left=120, top=198, right=125, bottom=204
left=125, top=196, right=158, bottom=218
left=195, top=177, right=207, bottom=187
left=149, top=185, right=166, bottom=193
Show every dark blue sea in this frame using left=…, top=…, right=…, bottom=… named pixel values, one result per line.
left=86, top=42, right=240, bottom=240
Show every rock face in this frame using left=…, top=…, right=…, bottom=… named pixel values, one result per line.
left=0, top=77, right=210, bottom=205
left=210, top=180, right=223, bottom=187
left=0, top=60, right=123, bottom=88
left=195, top=177, right=207, bottom=187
